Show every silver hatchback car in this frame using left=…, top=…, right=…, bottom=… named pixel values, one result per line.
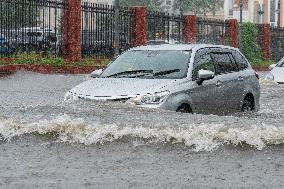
left=66, top=44, right=260, bottom=114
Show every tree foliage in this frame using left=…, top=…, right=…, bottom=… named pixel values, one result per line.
left=119, top=0, right=164, bottom=11
left=240, top=22, right=262, bottom=64
left=120, top=0, right=224, bottom=15
left=173, top=0, right=224, bottom=16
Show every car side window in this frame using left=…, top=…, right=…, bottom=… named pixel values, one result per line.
left=193, top=52, right=215, bottom=80
left=211, top=53, right=238, bottom=75
left=232, top=51, right=249, bottom=70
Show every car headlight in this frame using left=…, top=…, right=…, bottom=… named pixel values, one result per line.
left=265, top=73, right=274, bottom=81
left=128, top=91, right=170, bottom=105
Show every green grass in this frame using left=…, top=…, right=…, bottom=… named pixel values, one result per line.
left=2, top=52, right=273, bottom=70
left=250, top=60, right=275, bottom=68
left=0, top=52, right=111, bottom=67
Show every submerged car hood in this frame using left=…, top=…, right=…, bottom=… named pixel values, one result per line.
left=271, top=67, right=284, bottom=83
left=70, top=77, right=180, bottom=99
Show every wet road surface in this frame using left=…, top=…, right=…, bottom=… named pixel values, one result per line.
left=0, top=71, right=284, bottom=188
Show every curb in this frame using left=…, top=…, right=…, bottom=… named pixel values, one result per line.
left=252, top=67, right=269, bottom=72
left=0, top=64, right=105, bottom=74
left=0, top=64, right=269, bottom=75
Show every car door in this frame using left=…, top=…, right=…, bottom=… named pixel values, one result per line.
left=190, top=48, right=221, bottom=114
left=210, top=49, right=241, bottom=113
left=231, top=50, right=250, bottom=109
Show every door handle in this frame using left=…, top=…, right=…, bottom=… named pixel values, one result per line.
left=238, top=76, right=244, bottom=81
left=216, top=80, right=223, bottom=87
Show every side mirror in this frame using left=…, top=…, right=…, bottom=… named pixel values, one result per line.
left=197, top=69, right=215, bottom=85
left=91, top=69, right=103, bottom=78
left=269, top=64, right=276, bottom=70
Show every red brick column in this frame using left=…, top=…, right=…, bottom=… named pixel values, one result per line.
left=62, top=0, right=82, bottom=62
left=130, top=7, right=147, bottom=47
left=225, top=19, right=238, bottom=48
left=258, top=24, right=271, bottom=60
left=183, top=15, right=197, bottom=43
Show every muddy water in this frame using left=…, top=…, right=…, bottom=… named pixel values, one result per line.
left=0, top=71, right=284, bottom=188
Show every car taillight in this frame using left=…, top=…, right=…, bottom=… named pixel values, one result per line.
left=255, top=71, right=259, bottom=80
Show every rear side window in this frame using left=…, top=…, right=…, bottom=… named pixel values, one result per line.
left=211, top=53, right=238, bottom=74
left=233, top=51, right=248, bottom=70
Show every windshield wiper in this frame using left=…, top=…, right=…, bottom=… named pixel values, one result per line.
left=153, top=69, right=181, bottom=77
left=104, top=70, right=153, bottom=78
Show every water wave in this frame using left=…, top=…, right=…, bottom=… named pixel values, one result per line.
left=0, top=115, right=284, bottom=151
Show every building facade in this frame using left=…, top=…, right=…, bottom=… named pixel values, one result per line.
left=82, top=0, right=113, bottom=5
left=224, top=0, right=284, bottom=27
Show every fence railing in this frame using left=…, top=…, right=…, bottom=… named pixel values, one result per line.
left=81, top=3, right=115, bottom=58
left=81, top=4, right=132, bottom=58
left=196, top=17, right=227, bottom=45
left=0, top=0, right=65, bottom=57
left=147, top=11, right=183, bottom=43
left=1, top=1, right=284, bottom=61
left=270, top=27, right=284, bottom=61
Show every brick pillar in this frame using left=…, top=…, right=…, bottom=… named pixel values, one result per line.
left=130, top=7, right=147, bottom=47
left=225, top=19, right=238, bottom=48
left=259, top=24, right=271, bottom=60
left=183, top=15, right=197, bottom=43
left=62, top=0, right=82, bottom=62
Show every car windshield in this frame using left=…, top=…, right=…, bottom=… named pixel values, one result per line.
left=101, top=50, right=191, bottom=79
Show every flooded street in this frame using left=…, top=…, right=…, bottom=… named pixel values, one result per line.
left=1, top=71, right=284, bottom=188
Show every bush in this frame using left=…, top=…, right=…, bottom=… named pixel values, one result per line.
left=12, top=52, right=42, bottom=65
left=41, top=54, right=64, bottom=67
left=239, top=23, right=263, bottom=65
left=1, top=52, right=110, bottom=67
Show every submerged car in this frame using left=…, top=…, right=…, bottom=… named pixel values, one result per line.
left=66, top=44, right=260, bottom=114
left=265, top=57, right=284, bottom=84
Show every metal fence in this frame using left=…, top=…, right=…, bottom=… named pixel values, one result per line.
left=196, top=17, right=227, bottom=45
left=4, top=1, right=284, bottom=61
left=270, top=27, right=284, bottom=61
left=0, top=0, right=65, bottom=57
left=147, top=11, right=183, bottom=44
left=147, top=14, right=228, bottom=45
left=81, top=3, right=132, bottom=58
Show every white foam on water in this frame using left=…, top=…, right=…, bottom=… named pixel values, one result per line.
left=0, top=115, right=284, bottom=151
left=260, top=79, right=283, bottom=87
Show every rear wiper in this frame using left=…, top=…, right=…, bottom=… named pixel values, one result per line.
left=153, top=69, right=181, bottom=77
left=105, top=70, right=153, bottom=78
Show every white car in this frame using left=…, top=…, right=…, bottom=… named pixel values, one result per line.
left=66, top=44, right=260, bottom=114
left=265, top=57, right=284, bottom=84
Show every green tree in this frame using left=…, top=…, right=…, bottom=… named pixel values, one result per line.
left=239, top=22, right=262, bottom=64
left=119, top=0, right=164, bottom=11
left=173, top=0, right=224, bottom=16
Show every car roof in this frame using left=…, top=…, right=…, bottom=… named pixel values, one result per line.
left=130, top=44, right=239, bottom=51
